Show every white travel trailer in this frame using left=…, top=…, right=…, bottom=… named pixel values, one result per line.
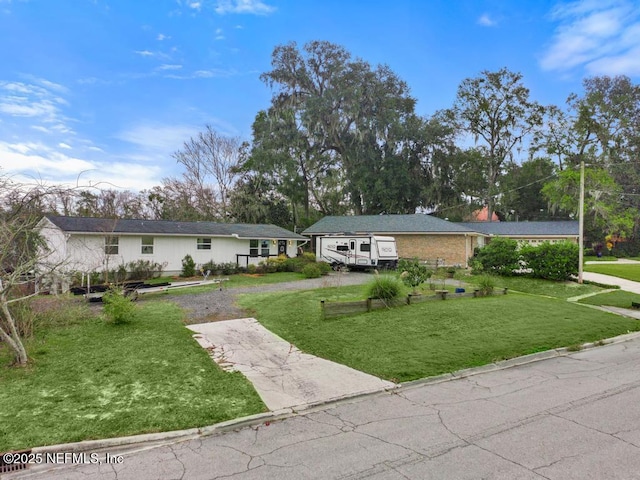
left=316, top=235, right=398, bottom=270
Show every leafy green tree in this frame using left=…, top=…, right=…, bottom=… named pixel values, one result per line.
left=447, top=68, right=545, bottom=221
left=227, top=175, right=294, bottom=228
left=499, top=157, right=557, bottom=220
left=542, top=166, right=635, bottom=242
left=249, top=40, right=440, bottom=216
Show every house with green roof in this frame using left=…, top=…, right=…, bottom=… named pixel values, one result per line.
left=302, top=214, right=483, bottom=267
left=302, top=215, right=579, bottom=267
left=38, top=216, right=307, bottom=277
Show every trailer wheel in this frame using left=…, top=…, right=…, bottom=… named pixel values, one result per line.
left=332, top=262, right=345, bottom=272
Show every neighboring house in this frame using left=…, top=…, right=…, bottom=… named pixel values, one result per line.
left=38, top=216, right=307, bottom=276
left=302, top=215, right=579, bottom=267
left=302, top=214, right=484, bottom=267
left=459, top=221, right=579, bottom=246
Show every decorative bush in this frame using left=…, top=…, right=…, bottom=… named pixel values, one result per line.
left=476, top=274, right=496, bottom=296
left=301, top=252, right=317, bottom=263
left=398, top=258, right=432, bottom=290
left=366, top=275, right=403, bottom=301
left=102, top=288, right=136, bottom=324
left=181, top=254, right=196, bottom=277
left=520, top=241, right=579, bottom=281
left=472, top=237, right=520, bottom=276
left=126, top=260, right=164, bottom=280
left=316, top=261, right=332, bottom=275
left=199, top=261, right=239, bottom=276
left=302, top=263, right=322, bottom=278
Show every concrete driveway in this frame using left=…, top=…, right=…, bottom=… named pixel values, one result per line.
left=188, top=318, right=396, bottom=411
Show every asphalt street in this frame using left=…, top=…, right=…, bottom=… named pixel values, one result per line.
left=10, top=333, right=640, bottom=480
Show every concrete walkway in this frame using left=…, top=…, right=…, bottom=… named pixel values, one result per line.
left=188, top=318, right=396, bottom=411
left=582, top=271, right=640, bottom=295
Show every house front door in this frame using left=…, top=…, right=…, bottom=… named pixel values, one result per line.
left=278, top=240, right=287, bottom=256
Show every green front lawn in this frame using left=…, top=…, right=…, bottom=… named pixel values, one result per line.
left=584, top=255, right=618, bottom=262
left=584, top=264, right=640, bottom=282
left=464, top=275, right=604, bottom=299
left=0, top=300, right=265, bottom=451
left=239, top=286, right=640, bottom=382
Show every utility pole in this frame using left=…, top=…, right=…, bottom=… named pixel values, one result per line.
left=578, top=160, right=585, bottom=284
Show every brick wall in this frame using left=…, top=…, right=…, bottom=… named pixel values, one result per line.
left=394, top=234, right=473, bottom=266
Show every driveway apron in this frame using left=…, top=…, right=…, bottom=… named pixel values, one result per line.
left=188, top=318, right=396, bottom=411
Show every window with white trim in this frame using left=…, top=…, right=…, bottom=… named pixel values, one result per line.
left=197, top=238, right=212, bottom=250
left=105, top=236, right=119, bottom=255
left=250, top=239, right=259, bottom=257
left=250, top=239, right=270, bottom=257
left=141, top=236, right=154, bottom=254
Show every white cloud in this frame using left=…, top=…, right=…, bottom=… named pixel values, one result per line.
left=157, top=64, right=183, bottom=70
left=115, top=123, right=200, bottom=155
left=189, top=1, right=201, bottom=10
left=215, top=27, right=225, bottom=40
left=540, top=0, right=640, bottom=75
left=215, top=0, right=275, bottom=15
left=0, top=141, right=95, bottom=176
left=0, top=81, right=71, bottom=125
left=477, top=13, right=497, bottom=27
left=157, top=33, right=171, bottom=41
left=164, top=68, right=236, bottom=79
left=58, top=142, right=72, bottom=149
left=0, top=140, right=163, bottom=191
left=134, top=50, right=155, bottom=57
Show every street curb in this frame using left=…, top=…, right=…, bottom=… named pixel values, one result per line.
left=13, top=330, right=640, bottom=466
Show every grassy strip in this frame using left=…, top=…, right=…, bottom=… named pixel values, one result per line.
left=0, top=301, right=265, bottom=451
left=578, top=290, right=640, bottom=308
left=584, top=264, right=640, bottom=282
left=464, top=275, right=604, bottom=299
left=584, top=256, right=618, bottom=262
left=239, top=287, right=639, bottom=383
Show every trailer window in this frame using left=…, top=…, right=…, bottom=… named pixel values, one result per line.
left=359, top=243, right=370, bottom=252
left=350, top=241, right=355, bottom=250
left=336, top=245, right=348, bottom=251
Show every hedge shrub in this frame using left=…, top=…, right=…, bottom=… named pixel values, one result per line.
left=471, top=237, right=520, bottom=276
left=520, top=241, right=579, bottom=281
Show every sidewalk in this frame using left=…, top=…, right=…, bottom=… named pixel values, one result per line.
left=582, top=271, right=640, bottom=295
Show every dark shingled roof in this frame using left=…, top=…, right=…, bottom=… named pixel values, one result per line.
left=46, top=216, right=306, bottom=240
left=301, top=214, right=477, bottom=235
left=458, top=221, right=579, bottom=236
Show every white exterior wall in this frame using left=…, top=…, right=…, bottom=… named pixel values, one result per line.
left=38, top=219, right=69, bottom=268
left=54, top=233, right=299, bottom=274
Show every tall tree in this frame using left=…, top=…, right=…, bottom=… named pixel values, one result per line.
left=170, top=125, right=242, bottom=220
left=0, top=176, right=69, bottom=365
left=227, top=175, right=293, bottom=228
left=499, top=157, right=557, bottom=221
left=448, top=67, right=545, bottom=221
left=542, top=166, right=635, bottom=241
left=250, top=40, right=434, bottom=216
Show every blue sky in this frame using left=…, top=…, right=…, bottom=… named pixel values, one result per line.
left=1, top=0, right=640, bottom=191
